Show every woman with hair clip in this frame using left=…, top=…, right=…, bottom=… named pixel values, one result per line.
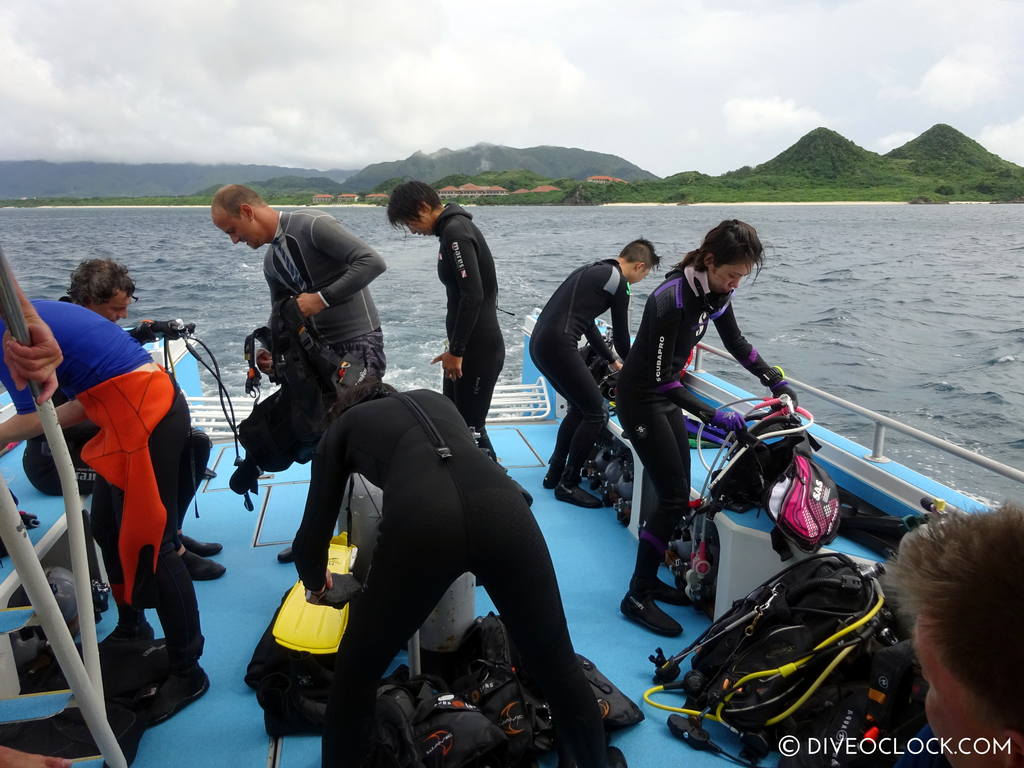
left=292, top=379, right=623, bottom=768
left=615, top=220, right=798, bottom=637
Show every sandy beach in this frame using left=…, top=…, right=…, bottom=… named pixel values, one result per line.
left=601, top=201, right=908, bottom=206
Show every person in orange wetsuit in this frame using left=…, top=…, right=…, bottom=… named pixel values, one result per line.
left=0, top=299, right=208, bottom=724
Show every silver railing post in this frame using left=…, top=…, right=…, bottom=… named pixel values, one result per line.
left=692, top=346, right=705, bottom=372
left=867, top=424, right=890, bottom=463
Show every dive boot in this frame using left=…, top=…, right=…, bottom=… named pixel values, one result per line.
left=181, top=535, right=222, bottom=557
left=106, top=619, right=155, bottom=643
left=642, top=578, right=692, bottom=606
left=148, top=665, right=210, bottom=725
left=542, top=462, right=565, bottom=489
left=182, top=550, right=226, bottom=581
left=620, top=590, right=682, bottom=637
left=554, top=483, right=602, bottom=509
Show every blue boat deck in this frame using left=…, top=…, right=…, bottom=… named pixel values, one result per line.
left=1, top=422, right=736, bottom=768
left=1, top=387, right=986, bottom=767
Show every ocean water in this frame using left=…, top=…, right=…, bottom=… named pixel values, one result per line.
left=2, top=203, right=1022, bottom=504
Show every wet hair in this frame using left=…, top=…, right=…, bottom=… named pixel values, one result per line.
left=327, top=378, right=398, bottom=421
left=67, top=258, right=135, bottom=306
left=211, top=184, right=267, bottom=215
left=386, top=181, right=442, bottom=228
left=676, top=220, right=763, bottom=276
left=886, top=502, right=1024, bottom=729
left=618, top=238, right=661, bottom=270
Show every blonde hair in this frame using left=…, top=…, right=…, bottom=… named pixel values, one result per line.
left=887, top=503, right=1024, bottom=729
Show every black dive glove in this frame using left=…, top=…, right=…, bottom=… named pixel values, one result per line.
left=229, top=456, right=261, bottom=511
left=759, top=366, right=798, bottom=407
left=305, top=573, right=364, bottom=609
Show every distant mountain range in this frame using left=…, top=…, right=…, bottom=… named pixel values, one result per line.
left=1, top=125, right=1021, bottom=203
left=337, top=143, right=659, bottom=192
left=0, top=161, right=356, bottom=199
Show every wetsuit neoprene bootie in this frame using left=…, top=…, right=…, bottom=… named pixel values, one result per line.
left=181, top=550, right=226, bottom=581
left=148, top=664, right=210, bottom=725
left=106, top=618, right=155, bottom=643
left=181, top=535, right=222, bottom=557
left=543, top=461, right=565, bottom=489
left=619, top=590, right=683, bottom=637
left=633, top=576, right=691, bottom=606
left=554, top=482, right=603, bottom=508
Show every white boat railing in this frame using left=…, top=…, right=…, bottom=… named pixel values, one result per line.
left=185, top=376, right=553, bottom=440
left=691, top=343, right=1024, bottom=486
left=486, top=379, right=551, bottom=422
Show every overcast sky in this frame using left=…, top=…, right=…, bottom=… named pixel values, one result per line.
left=2, top=0, right=1023, bottom=177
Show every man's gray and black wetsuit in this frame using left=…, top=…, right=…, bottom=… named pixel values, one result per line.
left=264, top=210, right=387, bottom=377
left=529, top=258, right=632, bottom=486
left=292, top=390, right=606, bottom=768
left=616, top=266, right=781, bottom=588
left=433, top=204, right=504, bottom=454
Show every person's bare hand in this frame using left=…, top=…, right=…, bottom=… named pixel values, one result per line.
left=431, top=350, right=463, bottom=380
left=0, top=744, right=72, bottom=768
left=255, top=348, right=273, bottom=374
left=3, top=321, right=62, bottom=403
left=296, top=292, right=327, bottom=317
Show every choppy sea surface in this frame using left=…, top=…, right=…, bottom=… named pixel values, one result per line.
left=2, top=203, right=1022, bottom=505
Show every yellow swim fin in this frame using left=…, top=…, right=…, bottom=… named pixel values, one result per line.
left=272, top=533, right=357, bottom=654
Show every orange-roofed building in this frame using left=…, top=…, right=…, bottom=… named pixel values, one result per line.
left=531, top=185, right=561, bottom=192
left=366, top=193, right=389, bottom=201
left=512, top=188, right=531, bottom=194
left=437, top=184, right=509, bottom=198
left=585, top=175, right=627, bottom=184
left=312, top=193, right=335, bottom=202
left=338, top=193, right=360, bottom=203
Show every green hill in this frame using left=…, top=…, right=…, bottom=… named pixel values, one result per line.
left=339, top=143, right=658, bottom=192
left=431, top=124, right=1024, bottom=205
left=744, top=128, right=895, bottom=182
left=885, top=124, right=1017, bottom=176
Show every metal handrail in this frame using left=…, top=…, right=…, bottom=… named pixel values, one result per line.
left=692, top=343, right=1024, bottom=486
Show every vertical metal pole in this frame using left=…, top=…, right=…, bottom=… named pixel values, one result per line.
left=407, top=631, right=422, bottom=676
left=867, top=423, right=890, bottom=463
left=692, top=346, right=705, bottom=372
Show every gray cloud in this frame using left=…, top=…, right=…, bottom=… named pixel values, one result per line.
left=1, top=0, right=1022, bottom=176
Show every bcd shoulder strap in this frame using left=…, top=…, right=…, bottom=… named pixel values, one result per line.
left=392, top=393, right=453, bottom=461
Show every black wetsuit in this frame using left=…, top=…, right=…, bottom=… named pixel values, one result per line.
left=433, top=205, right=504, bottom=454
left=293, top=390, right=604, bottom=768
left=616, top=267, right=779, bottom=582
left=529, top=259, right=631, bottom=485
